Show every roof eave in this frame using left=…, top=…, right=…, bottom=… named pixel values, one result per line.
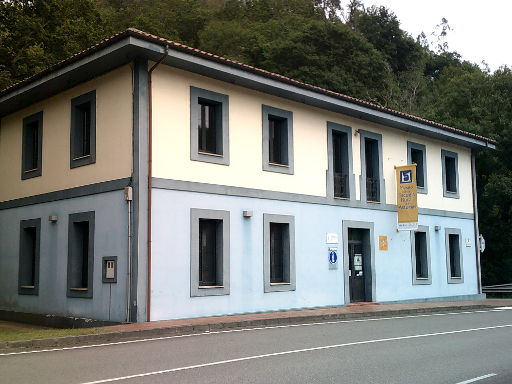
left=0, top=32, right=495, bottom=150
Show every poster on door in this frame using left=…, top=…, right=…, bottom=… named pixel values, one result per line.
left=395, top=164, right=418, bottom=231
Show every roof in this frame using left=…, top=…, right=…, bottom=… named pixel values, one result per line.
left=0, top=28, right=495, bottom=149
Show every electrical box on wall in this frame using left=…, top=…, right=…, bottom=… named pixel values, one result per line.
left=102, top=256, right=117, bottom=283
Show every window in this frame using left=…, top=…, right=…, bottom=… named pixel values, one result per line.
left=21, top=111, right=43, bottom=179
left=442, top=150, right=459, bottom=198
left=262, top=105, right=294, bottom=174
left=190, top=87, right=229, bottom=165
left=190, top=209, right=230, bottom=296
left=328, top=122, right=354, bottom=200
left=411, top=226, right=431, bottom=285
left=264, top=214, right=295, bottom=292
left=360, top=131, right=384, bottom=203
left=70, top=91, right=96, bottom=168
left=407, top=142, right=427, bottom=193
left=67, top=212, right=95, bottom=298
left=18, top=218, right=41, bottom=295
left=445, top=228, right=464, bottom=283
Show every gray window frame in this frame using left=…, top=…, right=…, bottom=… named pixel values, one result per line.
left=70, top=90, right=96, bottom=168
left=18, top=218, right=41, bottom=295
left=359, top=130, right=386, bottom=203
left=190, top=87, right=230, bottom=165
left=67, top=211, right=95, bottom=298
left=411, top=225, right=432, bottom=285
left=262, top=105, right=294, bottom=175
left=327, top=122, right=355, bottom=200
left=441, top=149, right=459, bottom=199
left=407, top=141, right=428, bottom=194
left=445, top=227, right=464, bottom=284
left=263, top=214, right=296, bottom=292
left=21, top=111, right=43, bottom=180
left=190, top=208, right=230, bottom=297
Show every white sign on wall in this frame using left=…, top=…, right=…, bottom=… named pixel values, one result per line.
left=326, top=233, right=339, bottom=244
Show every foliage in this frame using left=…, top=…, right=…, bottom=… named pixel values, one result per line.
left=1, top=0, right=510, bottom=284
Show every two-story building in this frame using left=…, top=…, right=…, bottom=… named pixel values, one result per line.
left=0, top=29, right=495, bottom=323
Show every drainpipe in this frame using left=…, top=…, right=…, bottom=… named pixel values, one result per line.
left=147, top=46, right=169, bottom=322
left=471, top=150, right=482, bottom=295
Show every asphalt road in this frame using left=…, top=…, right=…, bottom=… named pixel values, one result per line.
left=1, top=307, right=512, bottom=384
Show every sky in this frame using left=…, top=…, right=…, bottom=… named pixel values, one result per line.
left=359, top=0, right=511, bottom=72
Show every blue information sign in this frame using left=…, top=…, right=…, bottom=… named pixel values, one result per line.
left=329, top=250, right=338, bottom=264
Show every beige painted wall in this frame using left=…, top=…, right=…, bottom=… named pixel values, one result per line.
left=0, top=65, right=133, bottom=202
left=152, top=65, right=474, bottom=213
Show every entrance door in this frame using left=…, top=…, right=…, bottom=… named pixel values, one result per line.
left=348, top=240, right=366, bottom=302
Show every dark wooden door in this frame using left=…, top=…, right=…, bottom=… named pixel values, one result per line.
left=348, top=241, right=366, bottom=302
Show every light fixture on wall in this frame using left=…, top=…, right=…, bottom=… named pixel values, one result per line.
left=49, top=215, right=58, bottom=223
left=243, top=210, right=253, bottom=218
left=434, top=225, right=441, bottom=231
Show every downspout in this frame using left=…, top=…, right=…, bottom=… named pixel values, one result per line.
left=147, top=46, right=169, bottom=322
left=471, top=149, right=482, bottom=295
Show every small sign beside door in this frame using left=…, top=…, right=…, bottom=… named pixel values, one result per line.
left=328, top=247, right=338, bottom=270
left=379, top=236, right=388, bottom=251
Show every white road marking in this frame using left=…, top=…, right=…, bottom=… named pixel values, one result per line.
left=455, top=373, right=497, bottom=384
left=79, top=324, right=512, bottom=384
left=1, top=308, right=510, bottom=356
left=496, top=306, right=512, bottom=310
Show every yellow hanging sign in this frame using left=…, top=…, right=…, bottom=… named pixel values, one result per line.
left=396, top=164, right=418, bottom=231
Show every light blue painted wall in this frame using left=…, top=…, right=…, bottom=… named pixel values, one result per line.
left=151, top=189, right=479, bottom=321
left=0, top=190, right=129, bottom=322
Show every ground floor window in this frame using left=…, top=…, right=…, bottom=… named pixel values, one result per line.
left=190, top=209, right=230, bottom=296
left=264, top=214, right=295, bottom=292
left=445, top=228, right=464, bottom=283
left=67, top=211, right=95, bottom=298
left=19, top=218, right=41, bottom=295
left=411, top=226, right=431, bottom=285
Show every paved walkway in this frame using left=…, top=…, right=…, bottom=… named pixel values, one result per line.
left=2, top=299, right=512, bottom=351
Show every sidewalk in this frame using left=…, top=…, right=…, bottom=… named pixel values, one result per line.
left=2, top=299, right=512, bottom=352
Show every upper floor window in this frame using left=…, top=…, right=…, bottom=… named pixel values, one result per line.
left=190, top=87, right=229, bottom=165
left=360, top=130, right=384, bottom=203
left=441, top=150, right=459, bottom=198
left=407, top=142, right=427, bottom=194
left=327, top=122, right=354, bottom=200
left=262, top=105, right=294, bottom=174
left=70, top=91, right=96, bottom=168
left=21, top=111, right=43, bottom=179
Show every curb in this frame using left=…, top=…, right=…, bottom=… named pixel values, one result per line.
left=0, top=303, right=497, bottom=352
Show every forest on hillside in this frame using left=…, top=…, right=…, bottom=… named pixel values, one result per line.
left=1, top=0, right=511, bottom=285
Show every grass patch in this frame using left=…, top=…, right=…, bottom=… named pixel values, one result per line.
left=0, top=325, right=116, bottom=342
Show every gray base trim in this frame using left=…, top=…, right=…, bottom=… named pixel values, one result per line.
left=152, top=178, right=474, bottom=220
left=381, top=294, right=486, bottom=304
left=0, top=178, right=131, bottom=210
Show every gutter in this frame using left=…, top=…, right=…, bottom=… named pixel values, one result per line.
left=146, top=46, right=169, bottom=322
left=471, top=150, right=482, bottom=294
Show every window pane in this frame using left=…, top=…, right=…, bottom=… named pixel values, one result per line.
left=269, top=116, right=288, bottom=165
left=333, top=131, right=349, bottom=198
left=411, top=148, right=424, bottom=188
left=72, top=221, right=90, bottom=289
left=74, top=102, right=91, bottom=158
left=24, top=121, right=39, bottom=171
left=414, top=232, right=428, bottom=279
left=365, top=138, right=380, bottom=202
left=445, top=156, right=457, bottom=193
left=270, top=223, right=289, bottom=283
left=449, top=234, right=461, bottom=278
left=199, top=219, right=220, bottom=286
left=198, top=101, right=219, bottom=154
left=20, top=227, right=37, bottom=286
